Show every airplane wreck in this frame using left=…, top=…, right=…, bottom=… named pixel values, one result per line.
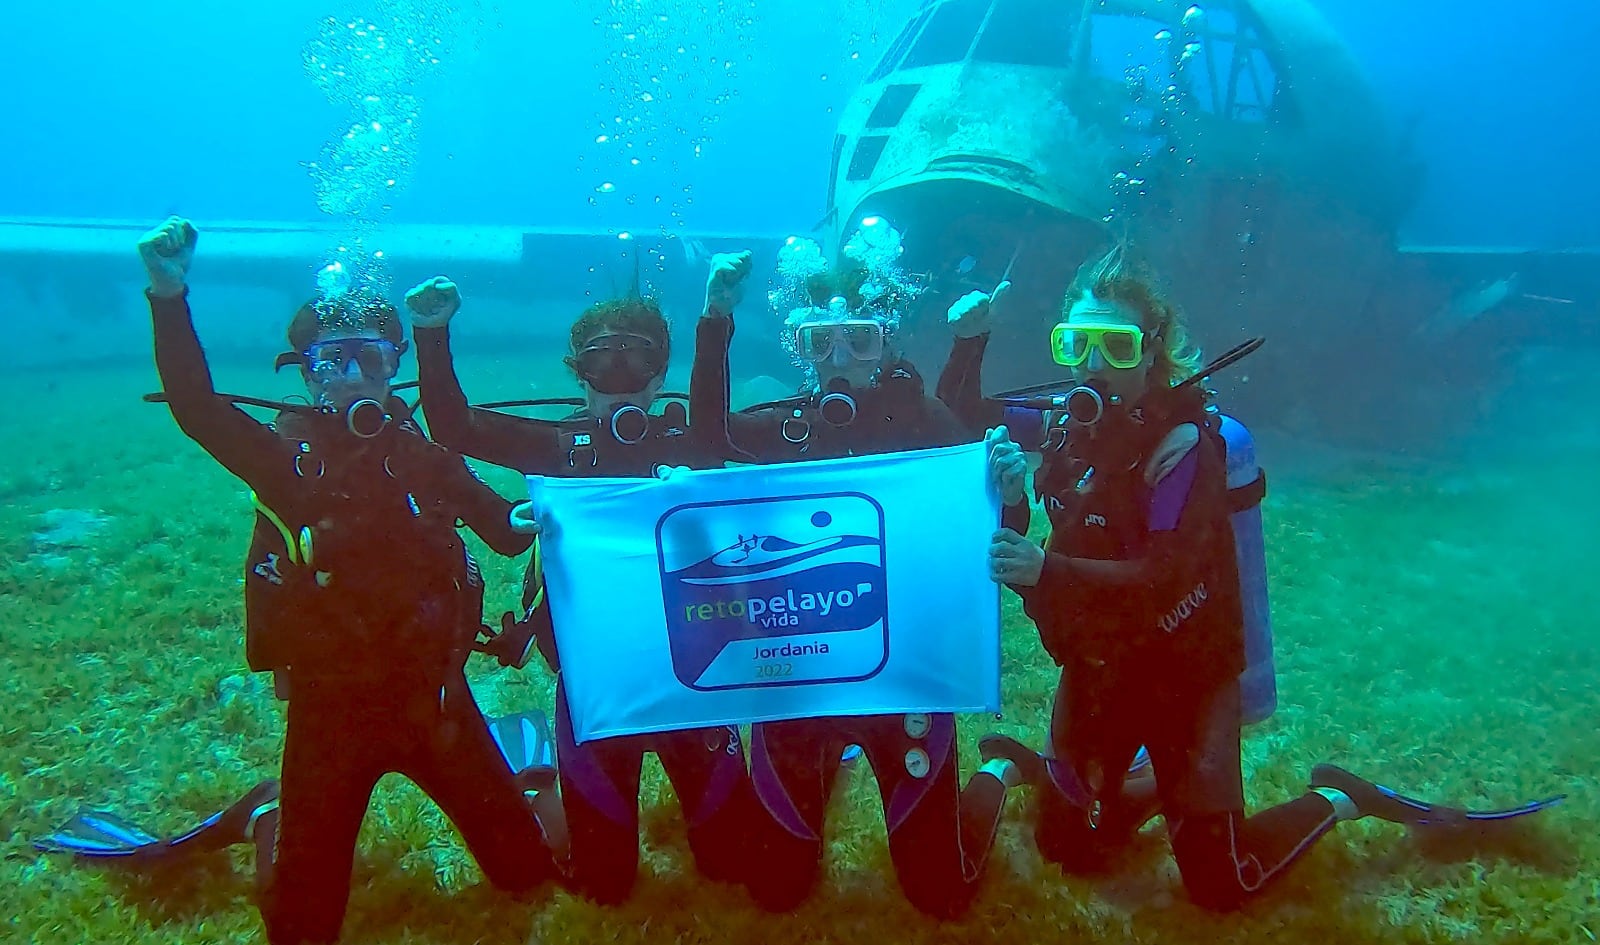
left=821, top=0, right=1594, bottom=445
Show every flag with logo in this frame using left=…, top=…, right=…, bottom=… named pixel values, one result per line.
left=530, top=443, right=1002, bottom=743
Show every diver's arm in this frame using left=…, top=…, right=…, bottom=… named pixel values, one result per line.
left=936, top=332, right=1007, bottom=435
left=1038, top=549, right=1145, bottom=586
left=443, top=454, right=534, bottom=558
left=690, top=250, right=757, bottom=463
left=141, top=216, right=289, bottom=487
left=921, top=395, right=979, bottom=447
left=936, top=336, right=1050, bottom=452
left=414, top=324, right=564, bottom=473
left=1001, top=496, right=1032, bottom=535
left=689, top=309, right=740, bottom=461
left=150, top=291, right=290, bottom=486
left=942, top=282, right=1051, bottom=448
left=691, top=310, right=780, bottom=462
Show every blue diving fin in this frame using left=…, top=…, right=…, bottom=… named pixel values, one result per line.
left=487, top=709, right=557, bottom=793
left=34, top=779, right=280, bottom=863
left=1310, top=764, right=1564, bottom=827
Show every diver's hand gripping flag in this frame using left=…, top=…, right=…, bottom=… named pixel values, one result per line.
left=531, top=443, right=1002, bottom=743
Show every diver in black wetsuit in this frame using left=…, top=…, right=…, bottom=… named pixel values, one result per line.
left=404, top=267, right=757, bottom=904
left=962, top=246, right=1563, bottom=910
left=689, top=223, right=1019, bottom=920
left=138, top=217, right=555, bottom=945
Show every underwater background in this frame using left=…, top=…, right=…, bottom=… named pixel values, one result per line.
left=3, top=1, right=1597, bottom=943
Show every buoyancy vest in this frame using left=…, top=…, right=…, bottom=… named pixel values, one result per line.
left=1028, top=390, right=1246, bottom=685
left=243, top=409, right=481, bottom=687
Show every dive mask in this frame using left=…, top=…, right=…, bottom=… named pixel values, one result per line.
left=1050, top=321, right=1145, bottom=370
left=574, top=332, right=666, bottom=395
left=304, top=338, right=402, bottom=381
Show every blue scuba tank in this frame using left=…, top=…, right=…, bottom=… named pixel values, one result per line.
left=1218, top=415, right=1275, bottom=724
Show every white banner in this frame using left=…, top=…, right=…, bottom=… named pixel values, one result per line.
left=530, top=443, right=1002, bottom=743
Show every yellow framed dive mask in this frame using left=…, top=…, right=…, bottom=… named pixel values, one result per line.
left=1050, top=321, right=1145, bottom=370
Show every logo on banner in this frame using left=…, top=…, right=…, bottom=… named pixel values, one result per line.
left=656, top=492, right=889, bottom=690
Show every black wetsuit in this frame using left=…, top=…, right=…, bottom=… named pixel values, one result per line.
left=947, top=332, right=1338, bottom=910
left=150, top=293, right=552, bottom=945
left=414, top=323, right=753, bottom=904
left=691, top=311, right=1008, bottom=919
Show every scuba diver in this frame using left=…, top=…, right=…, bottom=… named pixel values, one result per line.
left=404, top=264, right=757, bottom=905
left=959, top=245, right=1564, bottom=911
left=134, top=216, right=556, bottom=944
left=694, top=222, right=969, bottom=462
left=689, top=217, right=1019, bottom=920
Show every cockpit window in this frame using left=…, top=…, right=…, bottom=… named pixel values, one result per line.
left=864, top=0, right=1281, bottom=124
left=1086, top=13, right=1172, bottom=86
left=898, top=0, right=990, bottom=71
left=1191, top=7, right=1280, bottom=123
left=866, top=84, right=922, bottom=129
left=1088, top=3, right=1282, bottom=124
left=867, top=3, right=937, bottom=83
left=846, top=135, right=892, bottom=181
left=971, top=0, right=1077, bottom=68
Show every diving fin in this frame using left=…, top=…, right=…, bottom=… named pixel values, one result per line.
left=33, top=809, right=161, bottom=857
left=487, top=709, right=557, bottom=793
left=1310, top=764, right=1565, bottom=827
left=34, top=779, right=280, bottom=863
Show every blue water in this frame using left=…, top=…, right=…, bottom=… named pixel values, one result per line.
left=6, top=0, right=1595, bottom=247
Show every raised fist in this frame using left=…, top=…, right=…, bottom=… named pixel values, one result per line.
left=405, top=276, right=462, bottom=329
left=137, top=216, right=198, bottom=299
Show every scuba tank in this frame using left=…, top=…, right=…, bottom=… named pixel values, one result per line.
left=1194, top=341, right=1274, bottom=724
left=1218, top=414, right=1274, bottom=725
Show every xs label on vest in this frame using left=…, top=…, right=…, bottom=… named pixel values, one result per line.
left=655, top=492, right=889, bottom=691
